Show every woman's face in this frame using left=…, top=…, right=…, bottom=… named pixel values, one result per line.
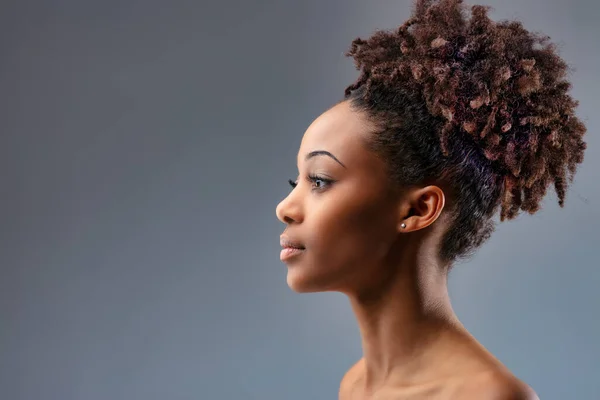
left=276, top=101, right=402, bottom=293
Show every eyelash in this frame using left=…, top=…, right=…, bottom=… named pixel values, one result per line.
left=288, top=174, right=333, bottom=191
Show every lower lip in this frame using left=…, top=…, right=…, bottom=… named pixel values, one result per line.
left=280, top=247, right=305, bottom=261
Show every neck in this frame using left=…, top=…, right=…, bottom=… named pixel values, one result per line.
left=345, top=248, right=464, bottom=395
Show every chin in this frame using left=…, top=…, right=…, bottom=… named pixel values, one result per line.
left=286, top=272, right=319, bottom=293
left=286, top=269, right=339, bottom=293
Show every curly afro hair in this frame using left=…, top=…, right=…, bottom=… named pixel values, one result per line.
left=343, top=0, right=587, bottom=266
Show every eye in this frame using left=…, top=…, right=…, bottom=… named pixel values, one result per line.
left=308, top=174, right=331, bottom=190
left=287, top=175, right=333, bottom=191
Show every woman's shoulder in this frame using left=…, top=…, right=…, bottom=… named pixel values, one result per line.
left=457, top=369, right=539, bottom=400
left=338, top=358, right=365, bottom=398
left=338, top=358, right=538, bottom=400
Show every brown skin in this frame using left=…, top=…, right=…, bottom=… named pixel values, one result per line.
left=276, top=101, right=538, bottom=399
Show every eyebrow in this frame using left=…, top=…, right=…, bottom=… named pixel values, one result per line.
left=305, top=150, right=346, bottom=168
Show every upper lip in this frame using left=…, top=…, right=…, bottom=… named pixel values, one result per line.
left=280, top=235, right=305, bottom=249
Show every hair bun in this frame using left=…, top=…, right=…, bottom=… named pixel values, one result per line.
left=345, top=0, right=587, bottom=221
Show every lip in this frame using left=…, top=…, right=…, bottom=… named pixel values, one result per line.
left=280, top=247, right=305, bottom=261
left=280, top=236, right=305, bottom=250
left=279, top=235, right=305, bottom=261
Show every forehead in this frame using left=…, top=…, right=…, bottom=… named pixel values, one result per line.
left=297, top=101, right=376, bottom=168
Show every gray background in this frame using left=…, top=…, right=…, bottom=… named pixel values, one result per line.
left=1, top=0, right=598, bottom=399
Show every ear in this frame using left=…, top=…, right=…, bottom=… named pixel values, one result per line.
left=397, top=185, right=445, bottom=232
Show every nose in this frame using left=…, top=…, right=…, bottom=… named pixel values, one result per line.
left=276, top=192, right=303, bottom=224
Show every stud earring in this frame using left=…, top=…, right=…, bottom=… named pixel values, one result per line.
left=401, top=223, right=407, bottom=229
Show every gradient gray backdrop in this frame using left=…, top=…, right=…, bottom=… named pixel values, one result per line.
left=1, top=1, right=598, bottom=399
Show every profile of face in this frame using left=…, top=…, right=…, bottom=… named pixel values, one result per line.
left=276, top=101, right=406, bottom=294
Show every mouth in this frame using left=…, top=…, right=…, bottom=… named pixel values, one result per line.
left=279, top=235, right=306, bottom=261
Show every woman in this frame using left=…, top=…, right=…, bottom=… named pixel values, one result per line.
left=275, top=0, right=587, bottom=398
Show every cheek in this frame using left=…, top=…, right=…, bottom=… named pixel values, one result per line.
left=307, top=198, right=393, bottom=267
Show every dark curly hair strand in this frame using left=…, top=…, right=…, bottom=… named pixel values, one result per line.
left=343, top=0, right=587, bottom=265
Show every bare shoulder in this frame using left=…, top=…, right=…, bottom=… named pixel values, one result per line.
left=465, top=369, right=539, bottom=400
left=338, top=358, right=364, bottom=399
